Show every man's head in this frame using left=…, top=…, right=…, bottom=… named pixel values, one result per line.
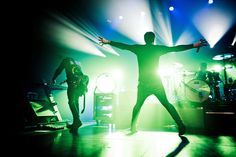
left=144, top=31, right=155, bottom=44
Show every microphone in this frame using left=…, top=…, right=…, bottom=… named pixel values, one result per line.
left=196, top=46, right=200, bottom=53
left=196, top=39, right=206, bottom=53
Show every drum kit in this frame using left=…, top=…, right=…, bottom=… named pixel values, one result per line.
left=183, top=53, right=236, bottom=103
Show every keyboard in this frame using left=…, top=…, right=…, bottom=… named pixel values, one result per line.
left=39, top=123, right=66, bottom=130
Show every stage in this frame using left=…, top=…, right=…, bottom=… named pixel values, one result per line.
left=12, top=122, right=236, bottom=157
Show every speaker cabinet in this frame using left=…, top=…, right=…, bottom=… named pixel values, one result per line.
left=93, top=93, right=116, bottom=125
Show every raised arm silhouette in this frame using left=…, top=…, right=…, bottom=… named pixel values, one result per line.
left=99, top=31, right=206, bottom=135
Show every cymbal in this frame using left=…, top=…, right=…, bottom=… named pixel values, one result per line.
left=212, top=53, right=234, bottom=60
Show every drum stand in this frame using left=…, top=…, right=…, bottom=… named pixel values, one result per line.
left=222, top=58, right=229, bottom=101
left=213, top=53, right=234, bottom=102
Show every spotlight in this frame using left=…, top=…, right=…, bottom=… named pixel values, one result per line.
left=141, top=11, right=146, bottom=17
left=95, top=73, right=116, bottom=93
left=232, top=34, right=236, bottom=46
left=169, top=6, right=174, bottom=11
left=208, top=0, right=213, bottom=4
left=119, top=16, right=123, bottom=20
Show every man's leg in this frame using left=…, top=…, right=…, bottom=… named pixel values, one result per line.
left=154, top=86, right=186, bottom=135
left=67, top=88, right=82, bottom=133
left=131, top=85, right=149, bottom=133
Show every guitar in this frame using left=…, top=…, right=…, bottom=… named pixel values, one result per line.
left=61, top=75, right=89, bottom=94
left=61, top=75, right=89, bottom=114
left=76, top=74, right=89, bottom=96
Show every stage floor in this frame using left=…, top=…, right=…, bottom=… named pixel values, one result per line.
left=11, top=123, right=236, bottom=157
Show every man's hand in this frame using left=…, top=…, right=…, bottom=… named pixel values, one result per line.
left=194, top=39, right=208, bottom=53
left=98, top=37, right=111, bottom=46
left=193, top=39, right=208, bottom=48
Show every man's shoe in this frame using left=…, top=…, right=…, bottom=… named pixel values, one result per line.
left=126, top=127, right=138, bottom=136
left=66, top=124, right=73, bottom=129
left=76, top=121, right=82, bottom=128
left=67, top=121, right=82, bottom=129
left=131, top=127, right=137, bottom=134
left=178, top=125, right=186, bottom=136
left=69, top=127, right=78, bottom=135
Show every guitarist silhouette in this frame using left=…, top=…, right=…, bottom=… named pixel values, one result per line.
left=52, top=57, right=89, bottom=134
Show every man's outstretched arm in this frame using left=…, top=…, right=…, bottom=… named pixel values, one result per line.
left=98, top=37, right=135, bottom=51
left=161, top=40, right=207, bottom=52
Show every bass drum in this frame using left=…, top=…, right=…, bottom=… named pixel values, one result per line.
left=184, top=79, right=211, bottom=103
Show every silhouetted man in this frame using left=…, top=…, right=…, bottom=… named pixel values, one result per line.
left=99, top=32, right=205, bottom=135
left=52, top=57, right=89, bottom=134
left=195, top=62, right=213, bottom=84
